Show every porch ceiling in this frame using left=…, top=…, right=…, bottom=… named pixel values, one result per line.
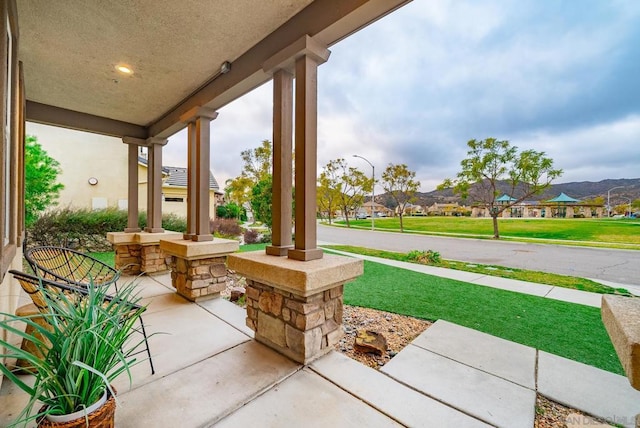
left=17, top=0, right=410, bottom=138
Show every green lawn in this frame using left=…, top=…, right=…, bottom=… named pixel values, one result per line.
left=345, top=260, right=623, bottom=375
left=339, top=217, right=640, bottom=249
left=92, top=244, right=623, bottom=374
left=324, top=245, right=631, bottom=295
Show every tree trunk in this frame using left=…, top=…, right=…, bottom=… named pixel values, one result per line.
left=491, top=214, right=500, bottom=239
left=399, top=213, right=404, bottom=233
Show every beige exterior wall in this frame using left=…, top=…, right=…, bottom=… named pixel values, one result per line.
left=26, top=124, right=219, bottom=218
left=26, top=122, right=129, bottom=210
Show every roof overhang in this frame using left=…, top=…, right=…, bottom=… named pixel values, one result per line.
left=18, top=0, right=410, bottom=139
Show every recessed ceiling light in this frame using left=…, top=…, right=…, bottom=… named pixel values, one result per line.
left=115, top=64, right=133, bottom=75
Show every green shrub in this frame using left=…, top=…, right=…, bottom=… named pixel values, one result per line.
left=406, top=249, right=442, bottom=265
left=28, top=208, right=187, bottom=252
left=217, top=202, right=247, bottom=221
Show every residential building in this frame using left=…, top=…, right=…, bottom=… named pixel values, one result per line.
left=26, top=122, right=222, bottom=217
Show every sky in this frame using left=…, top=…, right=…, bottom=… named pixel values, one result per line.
left=162, top=0, right=640, bottom=193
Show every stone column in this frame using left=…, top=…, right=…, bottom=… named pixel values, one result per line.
left=121, top=138, right=142, bottom=233
left=228, top=251, right=363, bottom=364
left=161, top=238, right=239, bottom=302
left=145, top=137, right=168, bottom=233
left=180, top=107, right=218, bottom=242
left=265, top=70, right=294, bottom=256
left=566, top=206, right=574, bottom=218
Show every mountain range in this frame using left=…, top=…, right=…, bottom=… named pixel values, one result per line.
left=378, top=178, right=640, bottom=207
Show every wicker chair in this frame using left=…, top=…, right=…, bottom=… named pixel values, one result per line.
left=10, top=270, right=155, bottom=375
left=25, top=246, right=120, bottom=290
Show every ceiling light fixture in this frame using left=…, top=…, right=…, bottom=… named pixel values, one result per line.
left=220, top=61, right=231, bottom=74
left=115, top=64, right=133, bottom=75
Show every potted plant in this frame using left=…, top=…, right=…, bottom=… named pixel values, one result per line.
left=0, top=277, right=148, bottom=427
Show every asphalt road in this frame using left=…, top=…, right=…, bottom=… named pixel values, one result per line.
left=317, top=224, right=640, bottom=286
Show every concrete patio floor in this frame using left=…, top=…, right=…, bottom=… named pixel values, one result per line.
left=1, top=272, right=639, bottom=427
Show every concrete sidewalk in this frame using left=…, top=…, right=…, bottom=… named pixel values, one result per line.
left=322, top=246, right=627, bottom=306
left=2, top=272, right=638, bottom=427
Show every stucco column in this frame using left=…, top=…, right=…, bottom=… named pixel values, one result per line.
left=261, top=36, right=329, bottom=261
left=183, top=120, right=197, bottom=240
left=266, top=69, right=294, bottom=256
left=122, top=137, right=142, bottom=232
left=180, top=106, right=218, bottom=242
left=145, top=137, right=168, bottom=233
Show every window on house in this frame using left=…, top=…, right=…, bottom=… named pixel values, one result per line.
left=165, top=197, right=184, bottom=202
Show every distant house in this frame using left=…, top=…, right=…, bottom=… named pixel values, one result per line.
left=427, top=202, right=470, bottom=216
left=138, top=160, right=223, bottom=218
left=360, top=201, right=393, bottom=217
left=471, top=192, right=605, bottom=218
left=29, top=123, right=222, bottom=218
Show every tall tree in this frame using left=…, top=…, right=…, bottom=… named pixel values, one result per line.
left=25, top=135, right=64, bottom=226
left=225, top=140, right=273, bottom=217
left=240, top=139, right=272, bottom=183
left=317, top=161, right=342, bottom=224
left=251, top=177, right=273, bottom=228
left=440, top=138, right=562, bottom=238
left=381, top=163, right=420, bottom=232
left=320, top=159, right=371, bottom=227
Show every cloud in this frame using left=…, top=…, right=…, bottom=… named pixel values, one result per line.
left=168, top=0, right=640, bottom=192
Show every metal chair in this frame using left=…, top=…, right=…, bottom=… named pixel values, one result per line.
left=10, top=270, right=155, bottom=375
left=25, top=246, right=120, bottom=290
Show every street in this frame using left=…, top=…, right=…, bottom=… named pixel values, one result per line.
left=318, top=224, right=640, bottom=286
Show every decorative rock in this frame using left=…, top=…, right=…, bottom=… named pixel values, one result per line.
left=230, top=287, right=245, bottom=302
left=354, top=330, right=388, bottom=356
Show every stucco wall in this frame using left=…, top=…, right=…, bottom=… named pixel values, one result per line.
left=26, top=123, right=129, bottom=210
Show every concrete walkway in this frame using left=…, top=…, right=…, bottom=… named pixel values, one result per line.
left=1, top=272, right=639, bottom=427
left=322, top=246, right=632, bottom=304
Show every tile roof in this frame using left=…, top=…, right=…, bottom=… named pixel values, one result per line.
left=139, top=157, right=219, bottom=190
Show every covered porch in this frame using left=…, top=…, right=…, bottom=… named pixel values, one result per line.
left=2, top=273, right=639, bottom=427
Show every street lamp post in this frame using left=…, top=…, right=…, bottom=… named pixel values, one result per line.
left=353, top=155, right=375, bottom=231
left=607, top=186, right=624, bottom=217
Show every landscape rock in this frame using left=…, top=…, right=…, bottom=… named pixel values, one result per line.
left=354, top=330, right=388, bottom=356
left=230, top=286, right=246, bottom=302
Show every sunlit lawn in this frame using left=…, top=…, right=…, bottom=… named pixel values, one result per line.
left=341, top=217, right=640, bottom=246
left=345, top=260, right=623, bottom=375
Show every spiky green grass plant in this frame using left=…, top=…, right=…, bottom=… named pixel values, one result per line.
left=0, top=279, right=148, bottom=426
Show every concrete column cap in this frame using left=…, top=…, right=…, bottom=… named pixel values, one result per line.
left=262, top=35, right=330, bottom=74
left=180, top=106, right=219, bottom=124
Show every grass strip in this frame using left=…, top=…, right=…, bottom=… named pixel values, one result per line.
left=323, top=245, right=630, bottom=296
left=344, top=260, right=624, bottom=375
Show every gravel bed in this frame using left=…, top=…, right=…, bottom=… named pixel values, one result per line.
left=334, top=304, right=431, bottom=369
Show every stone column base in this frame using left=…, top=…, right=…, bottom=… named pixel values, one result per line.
left=107, top=231, right=182, bottom=275
left=160, top=238, right=240, bottom=302
left=228, top=251, right=363, bottom=364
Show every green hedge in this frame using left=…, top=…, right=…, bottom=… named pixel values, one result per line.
left=27, top=208, right=187, bottom=252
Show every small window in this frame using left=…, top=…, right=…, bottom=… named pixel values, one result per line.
left=165, top=197, right=184, bottom=203
left=92, top=197, right=108, bottom=210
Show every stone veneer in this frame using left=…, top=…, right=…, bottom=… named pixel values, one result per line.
left=160, top=238, right=240, bottom=302
left=245, top=279, right=344, bottom=364
left=114, top=244, right=172, bottom=275
left=107, top=231, right=182, bottom=275
left=227, top=251, right=363, bottom=364
left=168, top=255, right=229, bottom=301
